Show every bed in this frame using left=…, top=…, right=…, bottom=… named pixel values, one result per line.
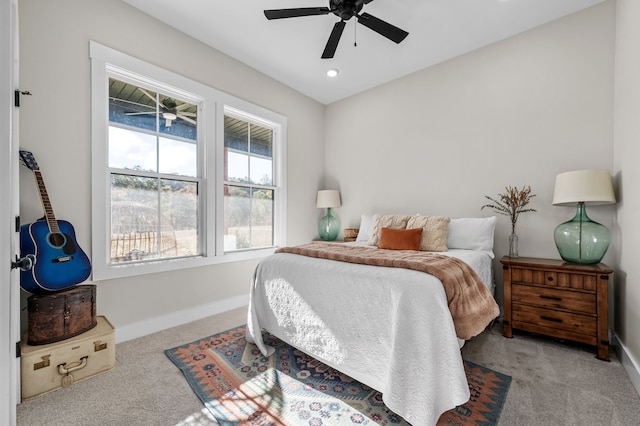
left=247, top=215, right=500, bottom=425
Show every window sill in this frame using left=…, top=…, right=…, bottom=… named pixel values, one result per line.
left=91, top=247, right=276, bottom=281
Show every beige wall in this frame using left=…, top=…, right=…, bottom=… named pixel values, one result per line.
left=613, top=0, right=640, bottom=386
left=18, top=0, right=325, bottom=336
left=325, top=2, right=616, bottom=308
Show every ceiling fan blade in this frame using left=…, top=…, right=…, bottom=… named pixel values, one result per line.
left=357, top=12, right=408, bottom=44
left=125, top=111, right=156, bottom=116
left=264, top=7, right=330, bottom=20
left=178, top=111, right=197, bottom=117
left=137, top=87, right=158, bottom=103
left=322, top=21, right=346, bottom=59
left=178, top=115, right=197, bottom=125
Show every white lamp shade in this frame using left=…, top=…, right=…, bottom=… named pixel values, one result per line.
left=316, top=190, right=341, bottom=208
left=552, top=169, right=616, bottom=206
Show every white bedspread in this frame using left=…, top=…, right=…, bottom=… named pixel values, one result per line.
left=247, top=249, right=493, bottom=426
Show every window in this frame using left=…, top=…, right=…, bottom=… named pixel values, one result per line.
left=108, top=79, right=200, bottom=263
left=90, top=42, right=287, bottom=280
left=223, top=111, right=276, bottom=252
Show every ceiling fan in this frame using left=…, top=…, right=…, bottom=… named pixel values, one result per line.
left=125, top=88, right=197, bottom=127
left=264, top=0, right=409, bottom=59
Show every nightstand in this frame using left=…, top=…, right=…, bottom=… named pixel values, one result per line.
left=501, top=256, right=613, bottom=360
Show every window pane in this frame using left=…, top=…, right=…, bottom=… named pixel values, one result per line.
left=224, top=116, right=249, bottom=183
left=159, top=137, right=197, bottom=177
left=251, top=188, right=273, bottom=248
left=109, top=79, right=158, bottom=133
left=110, top=175, right=161, bottom=263
left=224, top=116, right=248, bottom=152
left=224, top=185, right=250, bottom=251
left=109, top=126, right=157, bottom=172
left=226, top=150, right=249, bottom=183
left=161, top=179, right=199, bottom=257
left=249, top=123, right=272, bottom=157
left=223, top=185, right=274, bottom=251
left=249, top=124, right=273, bottom=185
left=250, top=156, right=272, bottom=185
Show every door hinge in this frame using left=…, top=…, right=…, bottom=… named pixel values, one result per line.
left=16, top=341, right=21, bottom=358
left=15, top=216, right=20, bottom=232
left=14, top=89, right=32, bottom=107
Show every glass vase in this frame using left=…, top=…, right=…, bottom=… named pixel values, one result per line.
left=318, top=207, right=340, bottom=241
left=508, top=232, right=519, bottom=258
left=553, top=203, right=610, bottom=264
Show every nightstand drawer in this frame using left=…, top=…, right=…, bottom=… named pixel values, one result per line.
left=511, top=268, right=597, bottom=291
left=512, top=284, right=596, bottom=314
left=512, top=304, right=596, bottom=336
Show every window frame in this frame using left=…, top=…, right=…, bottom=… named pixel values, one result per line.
left=90, top=41, right=287, bottom=281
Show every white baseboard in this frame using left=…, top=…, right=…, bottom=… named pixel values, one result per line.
left=113, top=294, right=249, bottom=343
left=612, top=332, right=640, bottom=397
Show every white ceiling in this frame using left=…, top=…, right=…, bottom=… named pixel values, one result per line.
left=122, top=0, right=605, bottom=105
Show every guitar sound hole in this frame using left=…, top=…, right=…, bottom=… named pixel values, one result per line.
left=62, top=233, right=77, bottom=255
left=49, top=232, right=65, bottom=247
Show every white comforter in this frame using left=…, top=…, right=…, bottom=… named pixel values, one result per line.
left=247, top=248, right=493, bottom=426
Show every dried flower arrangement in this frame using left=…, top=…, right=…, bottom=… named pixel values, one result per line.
left=481, top=185, right=537, bottom=233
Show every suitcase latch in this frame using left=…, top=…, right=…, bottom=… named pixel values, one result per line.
left=33, top=355, right=51, bottom=370
left=94, top=340, right=108, bottom=352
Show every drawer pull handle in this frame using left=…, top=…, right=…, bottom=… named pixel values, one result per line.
left=547, top=276, right=554, bottom=282
left=540, top=315, right=563, bottom=323
left=539, top=295, right=562, bottom=301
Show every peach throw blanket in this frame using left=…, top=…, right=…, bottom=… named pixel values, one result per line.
left=276, top=242, right=499, bottom=340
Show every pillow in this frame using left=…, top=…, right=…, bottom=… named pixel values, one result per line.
left=356, top=214, right=374, bottom=242
left=447, top=216, right=497, bottom=258
left=367, top=214, right=411, bottom=246
left=378, top=227, right=423, bottom=251
left=406, top=215, right=450, bottom=252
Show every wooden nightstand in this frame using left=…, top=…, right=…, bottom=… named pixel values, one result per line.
left=501, top=256, right=613, bottom=361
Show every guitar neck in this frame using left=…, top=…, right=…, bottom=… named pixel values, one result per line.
left=33, top=170, right=60, bottom=234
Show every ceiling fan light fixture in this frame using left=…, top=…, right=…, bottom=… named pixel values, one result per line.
left=162, top=112, right=178, bottom=120
left=326, top=68, right=339, bottom=77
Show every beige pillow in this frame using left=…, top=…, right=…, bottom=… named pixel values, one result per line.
left=406, top=216, right=450, bottom=252
left=367, top=214, right=411, bottom=246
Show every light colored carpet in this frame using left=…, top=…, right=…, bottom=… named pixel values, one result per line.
left=16, top=306, right=640, bottom=425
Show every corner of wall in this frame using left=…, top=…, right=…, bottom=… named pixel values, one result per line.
left=612, top=332, right=640, bottom=398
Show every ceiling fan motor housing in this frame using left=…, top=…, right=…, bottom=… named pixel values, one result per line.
left=331, top=0, right=365, bottom=20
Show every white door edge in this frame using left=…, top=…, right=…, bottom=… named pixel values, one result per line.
left=1, top=0, right=20, bottom=423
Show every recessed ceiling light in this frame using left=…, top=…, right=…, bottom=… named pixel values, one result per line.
left=326, top=68, right=339, bottom=78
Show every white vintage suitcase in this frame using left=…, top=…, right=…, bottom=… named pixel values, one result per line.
left=21, top=315, right=116, bottom=400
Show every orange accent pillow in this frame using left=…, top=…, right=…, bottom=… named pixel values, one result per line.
left=378, top=227, right=423, bottom=251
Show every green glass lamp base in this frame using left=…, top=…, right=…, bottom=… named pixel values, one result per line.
left=554, top=203, right=610, bottom=264
left=318, top=208, right=340, bottom=241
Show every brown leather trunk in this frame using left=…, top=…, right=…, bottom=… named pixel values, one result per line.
left=27, top=285, right=97, bottom=345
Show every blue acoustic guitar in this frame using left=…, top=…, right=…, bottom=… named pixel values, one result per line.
left=19, top=150, right=91, bottom=293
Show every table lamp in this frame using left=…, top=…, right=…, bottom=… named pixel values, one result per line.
left=552, top=169, right=615, bottom=264
left=317, top=190, right=341, bottom=241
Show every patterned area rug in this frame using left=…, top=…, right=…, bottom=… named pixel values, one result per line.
left=165, top=325, right=511, bottom=425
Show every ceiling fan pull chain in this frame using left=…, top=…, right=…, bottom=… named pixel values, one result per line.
left=354, top=20, right=357, bottom=47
